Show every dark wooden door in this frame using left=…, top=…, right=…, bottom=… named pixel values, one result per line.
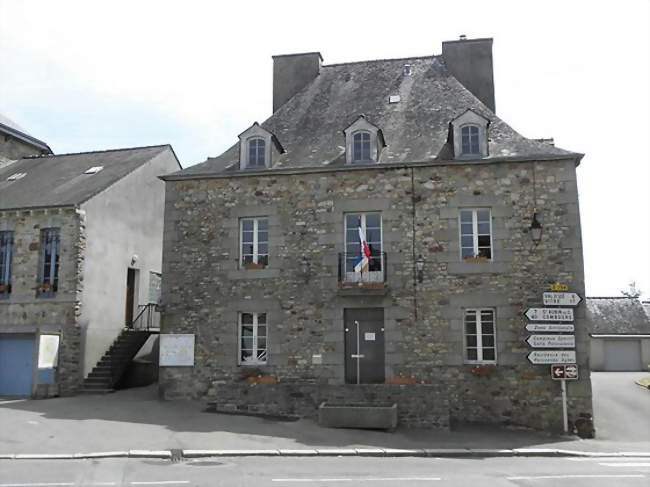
left=125, top=268, right=136, bottom=326
left=344, top=308, right=385, bottom=384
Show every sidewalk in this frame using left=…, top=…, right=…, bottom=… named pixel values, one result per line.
left=1, top=385, right=648, bottom=458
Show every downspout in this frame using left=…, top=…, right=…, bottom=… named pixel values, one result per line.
left=410, top=167, right=418, bottom=322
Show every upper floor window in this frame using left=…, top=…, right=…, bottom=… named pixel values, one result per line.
left=460, top=209, right=492, bottom=261
left=0, top=231, right=13, bottom=296
left=239, top=312, right=268, bottom=365
left=39, top=228, right=60, bottom=296
left=240, top=217, right=269, bottom=269
left=461, top=125, right=480, bottom=155
left=247, top=138, right=266, bottom=168
left=464, top=308, right=496, bottom=363
left=352, top=131, right=372, bottom=162
left=451, top=109, right=489, bottom=159
left=344, top=212, right=382, bottom=282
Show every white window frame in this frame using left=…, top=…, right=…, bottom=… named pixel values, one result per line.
left=247, top=137, right=266, bottom=168
left=460, top=124, right=480, bottom=155
left=238, top=312, right=268, bottom=365
left=343, top=212, right=383, bottom=283
left=0, top=231, right=13, bottom=296
left=459, top=208, right=493, bottom=261
left=239, top=217, right=269, bottom=268
left=464, top=308, right=497, bottom=364
left=351, top=130, right=372, bottom=163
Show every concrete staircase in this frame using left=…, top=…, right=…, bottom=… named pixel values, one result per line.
left=81, top=329, right=154, bottom=393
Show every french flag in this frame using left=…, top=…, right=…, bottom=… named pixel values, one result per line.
left=354, top=226, right=371, bottom=273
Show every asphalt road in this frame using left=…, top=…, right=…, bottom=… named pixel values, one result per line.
left=1, top=456, right=650, bottom=486
left=590, top=372, right=650, bottom=442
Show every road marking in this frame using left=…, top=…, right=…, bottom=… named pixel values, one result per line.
left=600, top=463, right=650, bottom=467
left=130, top=483, right=190, bottom=486
left=271, top=479, right=441, bottom=483
left=0, top=484, right=74, bottom=487
left=507, top=474, right=645, bottom=480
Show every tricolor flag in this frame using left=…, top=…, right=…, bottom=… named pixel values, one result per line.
left=354, top=225, right=371, bottom=273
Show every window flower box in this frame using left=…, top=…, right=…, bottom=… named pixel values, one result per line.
left=469, top=364, right=496, bottom=377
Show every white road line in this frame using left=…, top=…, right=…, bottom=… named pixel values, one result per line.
left=0, top=484, right=74, bottom=487
left=600, top=463, right=650, bottom=467
left=507, top=474, right=645, bottom=480
left=130, top=482, right=190, bottom=486
left=271, top=479, right=441, bottom=483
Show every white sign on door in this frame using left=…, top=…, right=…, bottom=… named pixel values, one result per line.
left=364, top=332, right=376, bottom=341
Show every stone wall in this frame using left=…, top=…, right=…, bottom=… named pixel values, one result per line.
left=160, top=158, right=592, bottom=431
left=0, top=207, right=84, bottom=395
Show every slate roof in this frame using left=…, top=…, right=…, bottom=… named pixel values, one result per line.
left=0, top=145, right=173, bottom=210
left=0, top=112, right=51, bottom=153
left=174, top=55, right=581, bottom=178
left=586, top=297, right=650, bottom=335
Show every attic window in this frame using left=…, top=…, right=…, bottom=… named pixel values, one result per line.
left=352, top=131, right=372, bottom=162
left=6, top=172, right=26, bottom=181
left=461, top=125, right=480, bottom=155
left=84, top=166, right=104, bottom=175
left=344, top=116, right=384, bottom=165
left=247, top=138, right=266, bottom=168
left=451, top=109, right=489, bottom=159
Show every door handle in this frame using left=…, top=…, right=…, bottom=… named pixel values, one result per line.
left=351, top=354, right=365, bottom=359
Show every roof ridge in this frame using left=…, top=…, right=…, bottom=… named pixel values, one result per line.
left=23, top=144, right=170, bottom=159
left=323, top=54, right=438, bottom=68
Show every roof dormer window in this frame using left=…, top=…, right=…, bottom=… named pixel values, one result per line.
left=461, top=125, right=480, bottom=155
left=247, top=138, right=266, bottom=168
left=344, top=116, right=385, bottom=165
left=451, top=109, right=490, bottom=159
left=238, top=122, right=284, bottom=170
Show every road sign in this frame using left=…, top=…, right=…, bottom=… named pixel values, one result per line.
left=550, top=283, right=569, bottom=292
left=551, top=364, right=579, bottom=380
left=526, top=334, right=575, bottom=349
left=525, top=323, right=575, bottom=333
left=525, top=307, right=574, bottom=322
left=527, top=350, right=577, bottom=364
left=543, top=292, right=582, bottom=307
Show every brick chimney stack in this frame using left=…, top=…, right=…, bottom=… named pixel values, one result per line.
left=272, top=52, right=322, bottom=113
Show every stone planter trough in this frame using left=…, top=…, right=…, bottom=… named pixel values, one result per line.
left=318, top=402, right=398, bottom=431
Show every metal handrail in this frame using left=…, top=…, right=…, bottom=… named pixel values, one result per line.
left=129, top=303, right=157, bottom=330
left=338, top=252, right=387, bottom=284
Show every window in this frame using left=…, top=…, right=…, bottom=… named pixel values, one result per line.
left=239, top=312, right=268, bottom=365
left=247, top=138, right=266, bottom=168
left=464, top=309, right=496, bottom=363
left=344, top=213, right=382, bottom=277
left=459, top=209, right=492, bottom=260
left=0, top=231, right=13, bottom=296
left=240, top=217, right=269, bottom=268
left=39, top=228, right=60, bottom=296
left=461, top=125, right=480, bottom=155
left=352, top=131, right=372, bottom=162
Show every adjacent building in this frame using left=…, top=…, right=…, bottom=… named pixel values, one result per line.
left=0, top=113, right=51, bottom=167
left=0, top=145, right=180, bottom=397
left=587, top=297, right=650, bottom=371
left=159, top=37, right=592, bottom=430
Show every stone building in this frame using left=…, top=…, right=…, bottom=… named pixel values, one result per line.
left=159, top=37, right=592, bottom=430
left=0, top=145, right=180, bottom=397
left=0, top=113, right=51, bottom=167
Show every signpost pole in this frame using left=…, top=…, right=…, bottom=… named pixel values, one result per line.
left=561, top=379, right=568, bottom=434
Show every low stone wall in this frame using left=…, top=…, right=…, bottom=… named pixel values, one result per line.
left=205, top=382, right=450, bottom=429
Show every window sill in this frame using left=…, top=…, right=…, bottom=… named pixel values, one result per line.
left=228, top=268, right=280, bottom=280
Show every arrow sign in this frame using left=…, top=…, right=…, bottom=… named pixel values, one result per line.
left=551, top=364, right=579, bottom=380
left=525, top=307, right=574, bottom=322
left=551, top=364, right=565, bottom=379
left=527, top=350, right=577, bottom=364
left=525, top=323, right=575, bottom=333
left=526, top=334, right=576, bottom=349
left=543, top=292, right=582, bottom=307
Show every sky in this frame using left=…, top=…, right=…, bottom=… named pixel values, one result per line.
left=0, top=0, right=648, bottom=299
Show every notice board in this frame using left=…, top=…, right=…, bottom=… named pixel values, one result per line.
left=159, top=334, right=195, bottom=367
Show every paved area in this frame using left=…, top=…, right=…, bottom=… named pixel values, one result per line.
left=0, top=372, right=648, bottom=457
left=1, top=456, right=650, bottom=486
left=591, top=372, right=650, bottom=442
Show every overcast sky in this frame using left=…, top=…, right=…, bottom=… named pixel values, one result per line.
left=1, top=0, right=648, bottom=299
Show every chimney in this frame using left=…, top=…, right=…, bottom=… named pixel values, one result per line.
left=272, top=52, right=322, bottom=112
left=442, top=37, right=495, bottom=112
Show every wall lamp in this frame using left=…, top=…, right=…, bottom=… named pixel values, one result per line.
left=530, top=212, right=543, bottom=246
left=416, top=255, right=425, bottom=283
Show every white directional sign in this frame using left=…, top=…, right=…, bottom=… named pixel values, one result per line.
left=525, top=323, right=575, bottom=333
left=525, top=307, right=574, bottom=322
left=543, top=292, right=582, bottom=307
left=527, top=350, right=577, bottom=364
left=526, top=334, right=576, bottom=349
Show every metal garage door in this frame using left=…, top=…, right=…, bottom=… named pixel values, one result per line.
left=604, top=340, right=642, bottom=371
left=0, top=335, right=35, bottom=396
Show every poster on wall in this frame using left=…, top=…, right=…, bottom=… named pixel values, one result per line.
left=149, top=271, right=162, bottom=304
left=38, top=334, right=60, bottom=369
left=159, top=334, right=195, bottom=367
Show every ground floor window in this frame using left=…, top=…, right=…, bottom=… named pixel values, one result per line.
left=239, top=312, right=267, bottom=365
left=464, top=308, right=496, bottom=363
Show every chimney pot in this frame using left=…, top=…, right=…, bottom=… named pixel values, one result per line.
left=272, top=52, right=322, bottom=112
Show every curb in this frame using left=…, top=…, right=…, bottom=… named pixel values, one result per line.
left=2, top=449, right=650, bottom=460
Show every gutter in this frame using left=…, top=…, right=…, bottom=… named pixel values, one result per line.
left=161, top=153, right=582, bottom=182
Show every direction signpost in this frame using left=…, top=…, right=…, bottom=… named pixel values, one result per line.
left=525, top=307, right=574, bottom=322
left=527, top=350, right=577, bottom=364
left=551, top=364, right=579, bottom=381
left=526, top=334, right=576, bottom=349
left=525, top=323, right=575, bottom=333
left=543, top=292, right=583, bottom=307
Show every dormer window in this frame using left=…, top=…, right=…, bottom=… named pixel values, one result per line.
left=238, top=122, right=284, bottom=170
left=344, top=116, right=385, bottom=165
left=461, top=125, right=480, bottom=155
left=247, top=138, right=266, bottom=168
left=451, top=109, right=490, bottom=159
left=352, top=131, right=371, bottom=162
